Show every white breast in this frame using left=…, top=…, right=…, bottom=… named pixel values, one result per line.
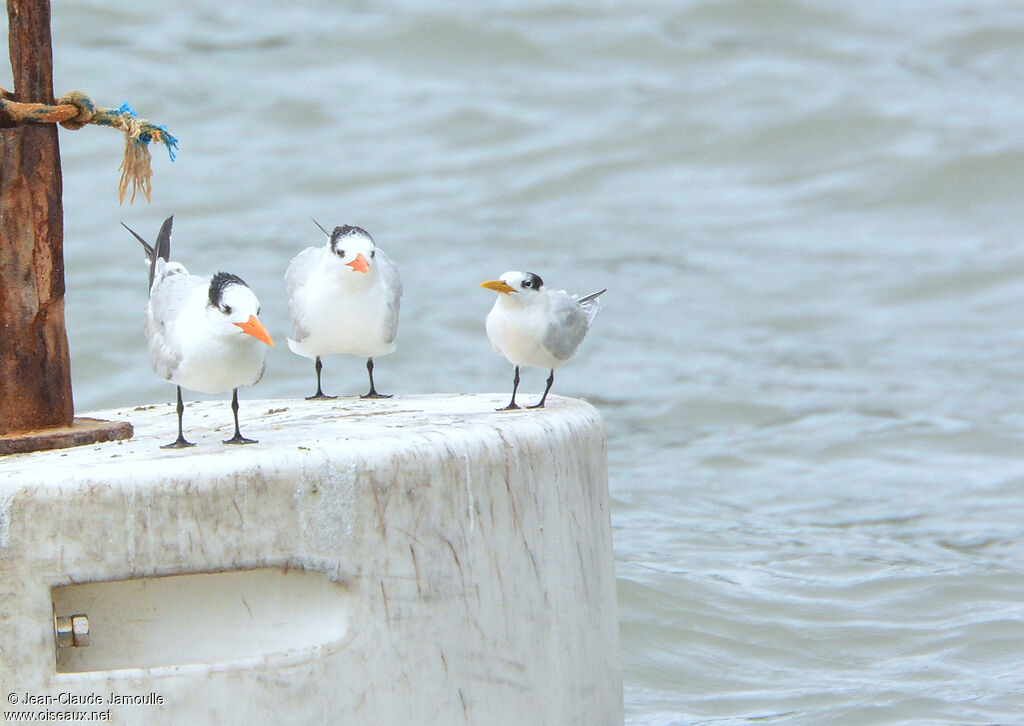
left=173, top=331, right=268, bottom=393
left=287, top=255, right=397, bottom=359
left=485, top=297, right=564, bottom=370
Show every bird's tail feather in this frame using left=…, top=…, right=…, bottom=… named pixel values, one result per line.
left=120, top=222, right=154, bottom=263
left=121, top=215, right=173, bottom=289
left=577, top=288, right=607, bottom=325
left=154, top=216, right=173, bottom=265
left=120, top=221, right=156, bottom=288
left=311, top=217, right=331, bottom=237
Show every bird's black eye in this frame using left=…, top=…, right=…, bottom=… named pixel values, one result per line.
left=521, top=280, right=532, bottom=289
left=336, top=249, right=345, bottom=258
left=370, top=250, right=376, bottom=259
left=222, top=305, right=233, bottom=315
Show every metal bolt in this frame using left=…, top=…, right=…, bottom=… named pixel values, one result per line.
left=54, top=613, right=89, bottom=648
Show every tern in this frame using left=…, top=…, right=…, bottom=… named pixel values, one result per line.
left=286, top=222, right=402, bottom=399
left=481, top=271, right=605, bottom=410
left=122, top=216, right=274, bottom=448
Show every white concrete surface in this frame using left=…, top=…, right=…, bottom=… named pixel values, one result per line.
left=0, top=394, right=622, bottom=725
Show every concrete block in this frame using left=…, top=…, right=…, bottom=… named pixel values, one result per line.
left=0, top=394, right=622, bottom=725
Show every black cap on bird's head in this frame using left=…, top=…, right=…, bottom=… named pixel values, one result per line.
left=208, top=271, right=250, bottom=312
left=321, top=224, right=376, bottom=273
left=310, top=219, right=377, bottom=272
left=518, top=272, right=543, bottom=290
left=329, top=225, right=373, bottom=255
left=207, top=271, right=274, bottom=347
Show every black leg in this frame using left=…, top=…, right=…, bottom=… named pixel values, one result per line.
left=306, top=356, right=336, bottom=400
left=528, top=370, right=555, bottom=409
left=362, top=357, right=392, bottom=399
left=223, top=388, right=257, bottom=445
left=497, top=366, right=521, bottom=411
left=161, top=386, right=196, bottom=449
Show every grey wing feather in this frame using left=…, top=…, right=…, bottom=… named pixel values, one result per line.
left=376, top=249, right=402, bottom=344
left=144, top=267, right=199, bottom=379
left=542, top=292, right=592, bottom=361
left=284, top=247, right=321, bottom=342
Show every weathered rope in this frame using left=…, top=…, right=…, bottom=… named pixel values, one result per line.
left=0, top=88, right=178, bottom=205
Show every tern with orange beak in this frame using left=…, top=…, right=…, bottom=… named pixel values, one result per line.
left=481, top=271, right=605, bottom=410
left=286, top=223, right=402, bottom=399
left=122, top=216, right=274, bottom=447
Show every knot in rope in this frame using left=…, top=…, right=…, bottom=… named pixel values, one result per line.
left=55, top=91, right=96, bottom=130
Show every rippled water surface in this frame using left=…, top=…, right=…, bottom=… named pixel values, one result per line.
left=5, top=1, right=1024, bottom=722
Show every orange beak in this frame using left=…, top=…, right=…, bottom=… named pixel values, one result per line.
left=346, top=253, right=370, bottom=274
left=480, top=279, right=516, bottom=295
left=234, top=314, right=274, bottom=346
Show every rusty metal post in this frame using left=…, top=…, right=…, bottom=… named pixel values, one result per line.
left=0, top=0, right=72, bottom=435
left=0, top=0, right=132, bottom=453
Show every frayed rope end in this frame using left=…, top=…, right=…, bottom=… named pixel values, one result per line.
left=108, top=103, right=178, bottom=205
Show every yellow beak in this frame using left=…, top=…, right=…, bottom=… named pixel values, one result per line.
left=234, top=314, right=275, bottom=346
left=480, top=279, right=516, bottom=295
